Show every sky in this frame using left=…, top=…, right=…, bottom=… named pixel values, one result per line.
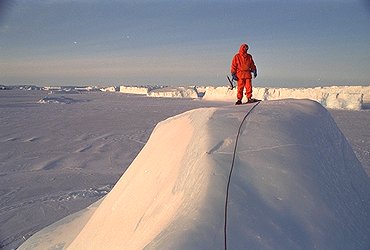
left=0, top=0, right=369, bottom=87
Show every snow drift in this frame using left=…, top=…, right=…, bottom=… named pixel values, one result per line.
left=21, top=99, right=370, bottom=249
left=38, top=96, right=79, bottom=104
left=119, top=86, right=150, bottom=95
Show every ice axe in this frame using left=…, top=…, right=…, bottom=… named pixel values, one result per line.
left=227, top=75, right=234, bottom=90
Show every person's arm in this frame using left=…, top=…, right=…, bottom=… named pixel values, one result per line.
left=231, top=55, right=238, bottom=80
left=250, top=55, right=257, bottom=78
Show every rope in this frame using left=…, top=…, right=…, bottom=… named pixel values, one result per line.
left=223, top=101, right=260, bottom=250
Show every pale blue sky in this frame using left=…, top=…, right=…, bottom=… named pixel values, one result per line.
left=0, top=0, right=369, bottom=87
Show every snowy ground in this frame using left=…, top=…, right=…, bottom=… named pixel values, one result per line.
left=0, top=90, right=222, bottom=249
left=1, top=90, right=369, bottom=249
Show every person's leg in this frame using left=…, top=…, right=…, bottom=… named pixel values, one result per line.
left=237, top=79, right=246, bottom=101
left=245, top=78, right=252, bottom=100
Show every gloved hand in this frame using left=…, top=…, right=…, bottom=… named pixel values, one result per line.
left=232, top=73, right=238, bottom=81
left=252, top=69, right=257, bottom=78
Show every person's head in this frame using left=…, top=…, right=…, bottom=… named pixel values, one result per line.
left=239, top=43, right=249, bottom=54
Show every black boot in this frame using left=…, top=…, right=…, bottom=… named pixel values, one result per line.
left=247, top=98, right=260, bottom=103
left=235, top=99, right=242, bottom=105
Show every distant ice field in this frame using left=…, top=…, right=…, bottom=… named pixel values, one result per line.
left=0, top=90, right=369, bottom=249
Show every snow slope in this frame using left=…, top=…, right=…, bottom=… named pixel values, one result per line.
left=17, top=199, right=102, bottom=250
left=22, top=99, right=370, bottom=249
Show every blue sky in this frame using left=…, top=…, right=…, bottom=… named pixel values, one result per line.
left=0, top=0, right=369, bottom=87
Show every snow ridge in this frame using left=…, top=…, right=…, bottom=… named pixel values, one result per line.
left=202, top=86, right=369, bottom=110
left=118, top=84, right=370, bottom=110
left=1, top=84, right=369, bottom=110
left=25, top=99, right=369, bottom=249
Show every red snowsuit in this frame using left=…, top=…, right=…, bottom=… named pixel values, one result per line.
left=231, top=44, right=257, bottom=101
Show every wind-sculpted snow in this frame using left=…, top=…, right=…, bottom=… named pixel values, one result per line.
left=22, top=99, right=370, bottom=249
left=99, top=86, right=117, bottom=92
left=119, top=85, right=166, bottom=95
left=117, top=84, right=370, bottom=110
left=203, top=85, right=370, bottom=110
left=148, top=86, right=199, bottom=98
left=119, top=85, right=150, bottom=95
left=1, top=84, right=369, bottom=110
left=119, top=85, right=199, bottom=98
left=38, top=96, right=80, bottom=104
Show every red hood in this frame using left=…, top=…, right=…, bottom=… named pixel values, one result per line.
left=239, top=44, right=249, bottom=56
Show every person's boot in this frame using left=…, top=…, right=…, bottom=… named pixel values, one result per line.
left=235, top=99, right=242, bottom=105
left=247, top=98, right=260, bottom=103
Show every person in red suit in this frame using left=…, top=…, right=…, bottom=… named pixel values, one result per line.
left=231, top=43, right=257, bottom=105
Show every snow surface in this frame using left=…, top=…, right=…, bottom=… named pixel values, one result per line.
left=20, top=99, right=370, bottom=249
left=17, top=199, right=102, bottom=250
left=0, top=90, right=221, bottom=249
left=1, top=89, right=369, bottom=249
left=38, top=96, right=82, bottom=104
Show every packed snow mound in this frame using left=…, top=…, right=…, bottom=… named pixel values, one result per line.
left=38, top=96, right=79, bottom=104
left=119, top=85, right=199, bottom=98
left=119, top=85, right=150, bottom=95
left=74, top=86, right=100, bottom=92
left=99, top=86, right=117, bottom=92
left=119, top=85, right=166, bottom=95
left=148, top=86, right=199, bottom=98
left=203, top=85, right=370, bottom=110
left=26, top=99, right=369, bottom=249
left=47, top=89, right=81, bottom=95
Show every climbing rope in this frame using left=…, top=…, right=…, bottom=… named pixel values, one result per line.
left=223, top=101, right=261, bottom=250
